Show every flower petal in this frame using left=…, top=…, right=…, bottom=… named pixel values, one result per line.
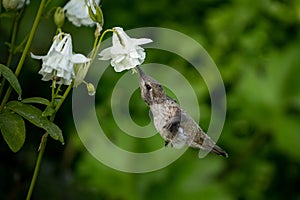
left=98, top=48, right=113, bottom=60
left=131, top=38, right=153, bottom=46
left=30, top=53, right=45, bottom=60
left=71, top=53, right=91, bottom=63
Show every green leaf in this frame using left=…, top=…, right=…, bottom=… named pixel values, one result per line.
left=22, top=97, right=50, bottom=106
left=42, top=105, right=56, bottom=117
left=0, top=64, right=22, bottom=98
left=6, top=101, right=64, bottom=144
left=0, top=111, right=25, bottom=152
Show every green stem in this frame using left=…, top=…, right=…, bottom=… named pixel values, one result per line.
left=26, top=82, right=72, bottom=199
left=51, top=81, right=62, bottom=105
left=7, top=14, right=19, bottom=66
left=26, top=133, right=48, bottom=200
left=0, top=10, right=22, bottom=98
left=0, top=0, right=47, bottom=111
left=54, top=83, right=73, bottom=114
left=54, top=84, right=62, bottom=98
left=90, top=29, right=114, bottom=62
left=92, top=35, right=99, bottom=55
left=51, top=81, right=56, bottom=101
left=25, top=14, right=110, bottom=200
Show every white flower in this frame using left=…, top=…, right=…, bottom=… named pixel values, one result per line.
left=99, top=27, right=152, bottom=72
left=63, top=0, right=100, bottom=27
left=2, top=0, right=30, bottom=10
left=31, top=33, right=90, bottom=85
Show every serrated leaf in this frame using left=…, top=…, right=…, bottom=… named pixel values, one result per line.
left=0, top=64, right=22, bottom=98
left=0, top=111, right=25, bottom=152
left=22, top=97, right=50, bottom=106
left=6, top=101, right=64, bottom=144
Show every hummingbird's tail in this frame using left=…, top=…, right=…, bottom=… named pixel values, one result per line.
left=191, top=129, right=228, bottom=158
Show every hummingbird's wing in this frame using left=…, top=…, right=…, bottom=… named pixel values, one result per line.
left=162, top=105, right=194, bottom=148
left=163, top=107, right=181, bottom=136
left=148, top=110, right=153, bottom=121
left=163, top=96, right=181, bottom=135
left=166, top=96, right=177, bottom=103
left=163, top=97, right=191, bottom=132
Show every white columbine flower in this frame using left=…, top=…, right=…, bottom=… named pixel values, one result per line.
left=2, top=0, right=30, bottom=10
left=31, top=33, right=90, bottom=85
left=99, top=27, right=152, bottom=72
left=64, top=0, right=100, bottom=27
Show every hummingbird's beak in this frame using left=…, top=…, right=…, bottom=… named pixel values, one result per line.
left=136, top=66, right=161, bottom=86
left=136, top=66, right=145, bottom=78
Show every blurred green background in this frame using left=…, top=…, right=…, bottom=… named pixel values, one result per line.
left=1, top=0, right=300, bottom=199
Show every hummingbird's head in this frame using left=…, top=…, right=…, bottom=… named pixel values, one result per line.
left=136, top=66, right=167, bottom=105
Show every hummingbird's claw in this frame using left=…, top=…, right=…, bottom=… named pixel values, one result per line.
left=165, top=140, right=169, bottom=147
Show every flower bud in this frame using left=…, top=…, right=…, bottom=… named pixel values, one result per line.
left=87, top=0, right=104, bottom=26
left=73, top=62, right=90, bottom=87
left=86, top=83, right=96, bottom=96
left=54, top=7, right=65, bottom=28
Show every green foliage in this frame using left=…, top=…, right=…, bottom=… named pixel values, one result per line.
left=6, top=101, right=64, bottom=144
left=0, top=64, right=22, bottom=97
left=22, top=97, right=51, bottom=106
left=0, top=0, right=300, bottom=199
left=0, top=111, right=25, bottom=152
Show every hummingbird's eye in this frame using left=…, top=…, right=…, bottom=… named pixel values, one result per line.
left=145, top=84, right=152, bottom=91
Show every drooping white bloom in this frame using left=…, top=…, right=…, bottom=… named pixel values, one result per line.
left=2, top=0, right=30, bottom=10
left=31, top=33, right=90, bottom=85
left=99, top=27, right=152, bottom=72
left=63, top=0, right=100, bottom=27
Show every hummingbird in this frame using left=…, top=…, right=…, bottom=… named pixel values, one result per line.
left=136, top=66, right=228, bottom=157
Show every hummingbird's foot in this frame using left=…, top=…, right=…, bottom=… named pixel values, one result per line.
left=165, top=140, right=169, bottom=147
left=164, top=140, right=174, bottom=148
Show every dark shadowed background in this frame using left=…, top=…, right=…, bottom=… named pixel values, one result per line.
left=0, top=0, right=300, bottom=199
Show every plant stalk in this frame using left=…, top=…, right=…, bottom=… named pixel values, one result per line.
left=26, top=82, right=73, bottom=199
left=26, top=133, right=48, bottom=200
left=0, top=0, right=47, bottom=111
